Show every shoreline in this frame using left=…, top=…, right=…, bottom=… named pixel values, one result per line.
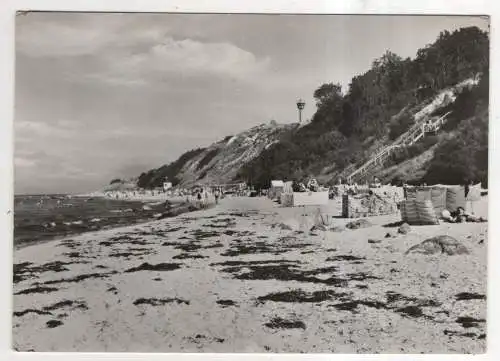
left=13, top=196, right=204, bottom=250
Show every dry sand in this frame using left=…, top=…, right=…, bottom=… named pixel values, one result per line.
left=12, top=196, right=487, bottom=353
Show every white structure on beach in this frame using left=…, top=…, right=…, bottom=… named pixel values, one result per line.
left=163, top=180, right=173, bottom=191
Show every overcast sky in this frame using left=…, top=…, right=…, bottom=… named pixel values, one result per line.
left=14, top=13, right=488, bottom=194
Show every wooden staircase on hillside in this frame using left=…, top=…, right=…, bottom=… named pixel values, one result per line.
left=344, top=111, right=451, bottom=184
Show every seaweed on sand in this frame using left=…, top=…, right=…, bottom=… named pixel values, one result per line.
left=133, top=297, right=190, bottom=306
left=385, top=291, right=442, bottom=307
left=456, top=316, right=486, bottom=328
left=257, top=289, right=348, bottom=303
left=15, top=286, right=59, bottom=295
left=331, top=300, right=387, bottom=312
left=216, top=299, right=236, bottom=307
left=173, top=253, right=207, bottom=260
left=325, top=255, right=366, bottom=262
left=46, top=320, right=63, bottom=328
left=190, top=229, right=221, bottom=240
left=221, top=238, right=313, bottom=257
left=210, top=260, right=301, bottom=267
left=125, top=262, right=181, bottom=273
left=264, top=316, right=306, bottom=330
left=108, top=249, right=156, bottom=258
left=41, top=271, right=118, bottom=285
left=223, top=264, right=349, bottom=287
left=14, top=299, right=88, bottom=317
left=455, top=292, right=486, bottom=301
left=223, top=229, right=255, bottom=237
left=13, top=260, right=89, bottom=283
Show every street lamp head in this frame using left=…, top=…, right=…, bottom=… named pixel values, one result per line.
left=296, top=98, right=305, bottom=110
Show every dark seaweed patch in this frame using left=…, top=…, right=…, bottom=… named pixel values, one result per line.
left=46, top=320, right=63, bottom=328
left=355, top=284, right=368, bottom=289
left=396, top=305, right=424, bottom=318
left=202, top=243, right=224, bottom=249
left=104, top=235, right=152, bottom=246
left=190, top=229, right=220, bottom=240
left=332, top=300, right=386, bottom=312
left=223, top=229, right=255, bottom=237
left=125, top=262, right=181, bottom=273
left=456, top=316, right=486, bottom=328
left=133, top=297, right=190, bottom=306
left=210, top=260, right=301, bottom=267
left=455, top=292, right=486, bottom=301
left=221, top=239, right=312, bottom=257
left=264, top=317, right=306, bottom=330
left=386, top=291, right=441, bottom=307
left=257, top=289, right=348, bottom=303
left=14, top=309, right=52, bottom=317
left=41, top=271, right=117, bottom=285
left=108, top=249, right=156, bottom=258
left=443, top=330, right=479, bottom=338
left=220, top=242, right=278, bottom=256
left=63, top=252, right=82, bottom=258
left=216, top=299, right=236, bottom=307
left=13, top=260, right=85, bottom=283
left=15, top=286, right=59, bottom=295
left=224, top=264, right=349, bottom=287
left=172, top=253, right=207, bottom=260
left=325, top=255, right=366, bottom=262
left=14, top=299, right=88, bottom=317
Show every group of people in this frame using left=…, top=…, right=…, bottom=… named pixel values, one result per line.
left=441, top=207, right=486, bottom=223
left=292, top=178, right=322, bottom=193
left=189, top=187, right=224, bottom=207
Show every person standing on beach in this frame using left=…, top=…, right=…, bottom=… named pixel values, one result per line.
left=197, top=191, right=203, bottom=208
left=215, top=188, right=220, bottom=205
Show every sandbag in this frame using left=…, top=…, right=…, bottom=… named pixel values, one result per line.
left=400, top=201, right=407, bottom=221
left=415, top=199, right=439, bottom=225
left=466, top=183, right=482, bottom=202
left=415, top=189, right=432, bottom=202
left=401, top=199, right=419, bottom=225
left=430, top=187, right=447, bottom=215
left=446, top=186, right=466, bottom=212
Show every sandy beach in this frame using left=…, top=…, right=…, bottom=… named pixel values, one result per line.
left=12, top=196, right=487, bottom=353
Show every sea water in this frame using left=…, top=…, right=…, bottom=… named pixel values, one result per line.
left=13, top=194, right=169, bottom=247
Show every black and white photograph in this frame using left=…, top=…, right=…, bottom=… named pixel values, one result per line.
left=10, top=11, right=490, bottom=354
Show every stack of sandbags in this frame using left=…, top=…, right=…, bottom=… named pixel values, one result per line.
left=342, top=193, right=398, bottom=218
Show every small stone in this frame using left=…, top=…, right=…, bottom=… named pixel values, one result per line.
left=398, top=223, right=411, bottom=234
left=385, top=232, right=393, bottom=238
left=368, top=239, right=381, bottom=244
left=405, top=235, right=469, bottom=256
left=310, top=224, right=328, bottom=232
left=345, top=219, right=372, bottom=230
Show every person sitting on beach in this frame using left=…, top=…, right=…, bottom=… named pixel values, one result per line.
left=442, top=207, right=486, bottom=223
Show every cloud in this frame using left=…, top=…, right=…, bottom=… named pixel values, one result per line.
left=15, top=120, right=78, bottom=139
left=17, top=13, right=270, bottom=86
left=83, top=37, right=270, bottom=87
left=14, top=157, right=36, bottom=168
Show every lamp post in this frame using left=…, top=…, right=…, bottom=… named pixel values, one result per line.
left=296, top=98, right=305, bottom=123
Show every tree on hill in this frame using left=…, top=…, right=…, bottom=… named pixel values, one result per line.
left=237, top=26, right=489, bottom=188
